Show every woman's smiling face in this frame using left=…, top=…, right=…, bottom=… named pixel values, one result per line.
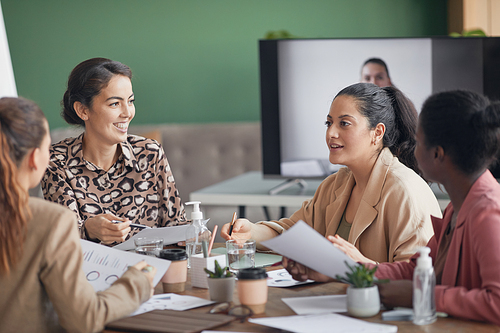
left=81, top=74, right=135, bottom=146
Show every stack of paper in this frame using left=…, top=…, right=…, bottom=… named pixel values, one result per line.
left=249, top=313, right=397, bottom=333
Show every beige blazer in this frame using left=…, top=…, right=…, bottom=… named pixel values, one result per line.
left=0, top=198, right=150, bottom=333
left=261, top=148, right=441, bottom=263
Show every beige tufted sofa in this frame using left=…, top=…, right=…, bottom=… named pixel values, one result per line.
left=40, top=122, right=261, bottom=201
left=34, top=122, right=271, bottom=237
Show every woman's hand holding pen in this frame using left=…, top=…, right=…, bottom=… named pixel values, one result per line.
left=327, top=234, right=377, bottom=265
left=132, top=261, right=157, bottom=298
left=220, top=218, right=253, bottom=241
left=84, top=214, right=131, bottom=244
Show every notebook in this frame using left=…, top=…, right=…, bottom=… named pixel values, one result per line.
left=106, top=309, right=234, bottom=333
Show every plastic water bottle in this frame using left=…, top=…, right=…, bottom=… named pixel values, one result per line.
left=185, top=201, right=211, bottom=268
left=413, top=247, right=437, bottom=325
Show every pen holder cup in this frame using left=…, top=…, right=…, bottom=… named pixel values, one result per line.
left=190, top=253, right=227, bottom=289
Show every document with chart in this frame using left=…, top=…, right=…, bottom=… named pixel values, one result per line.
left=81, top=240, right=170, bottom=291
left=261, top=220, right=358, bottom=279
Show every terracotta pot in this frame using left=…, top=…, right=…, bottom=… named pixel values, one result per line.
left=346, top=285, right=380, bottom=317
left=207, top=276, right=235, bottom=303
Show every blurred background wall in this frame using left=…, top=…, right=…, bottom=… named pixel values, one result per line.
left=2, top=0, right=447, bottom=129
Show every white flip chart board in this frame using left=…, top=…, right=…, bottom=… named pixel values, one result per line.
left=0, top=1, right=17, bottom=98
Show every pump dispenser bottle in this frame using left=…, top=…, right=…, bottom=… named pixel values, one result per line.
left=413, top=247, right=437, bottom=325
left=185, top=201, right=211, bottom=268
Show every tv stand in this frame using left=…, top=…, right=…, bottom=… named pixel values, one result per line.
left=269, top=178, right=308, bottom=195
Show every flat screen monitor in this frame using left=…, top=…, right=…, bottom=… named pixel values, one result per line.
left=259, top=37, right=500, bottom=181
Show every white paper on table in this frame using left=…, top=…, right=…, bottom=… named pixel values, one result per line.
left=113, top=224, right=190, bottom=250
left=249, top=313, right=397, bottom=333
left=81, top=240, right=170, bottom=292
left=282, top=294, right=347, bottom=314
left=131, top=293, right=215, bottom=316
left=267, top=268, right=315, bottom=288
left=261, top=220, right=358, bottom=279
left=201, top=331, right=243, bottom=333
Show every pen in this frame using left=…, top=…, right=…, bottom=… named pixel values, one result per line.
left=228, top=212, right=237, bottom=236
left=111, top=220, right=151, bottom=230
left=202, top=240, right=208, bottom=258
left=207, top=225, right=218, bottom=256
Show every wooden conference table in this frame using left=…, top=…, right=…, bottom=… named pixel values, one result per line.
left=104, top=245, right=499, bottom=333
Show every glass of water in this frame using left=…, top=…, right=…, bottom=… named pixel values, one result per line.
left=134, top=237, right=163, bottom=256
left=226, top=239, right=256, bottom=273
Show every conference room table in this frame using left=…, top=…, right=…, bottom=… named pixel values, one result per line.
left=104, top=245, right=499, bottom=333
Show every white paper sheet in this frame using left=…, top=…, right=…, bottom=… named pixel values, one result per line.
left=113, top=224, right=190, bottom=250
left=261, top=221, right=358, bottom=279
left=81, top=240, right=170, bottom=291
left=282, top=294, right=347, bottom=314
left=267, top=268, right=315, bottom=288
left=249, top=313, right=397, bottom=333
left=130, top=293, right=215, bottom=316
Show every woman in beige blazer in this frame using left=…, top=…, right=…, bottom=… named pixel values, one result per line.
left=221, top=83, right=441, bottom=266
left=0, top=97, right=156, bottom=333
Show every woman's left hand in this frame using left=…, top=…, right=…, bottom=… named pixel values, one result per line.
left=327, top=234, right=377, bottom=264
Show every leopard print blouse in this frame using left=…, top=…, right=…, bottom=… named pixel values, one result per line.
left=41, top=134, right=187, bottom=241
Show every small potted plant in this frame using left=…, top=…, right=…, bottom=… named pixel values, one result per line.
left=204, top=260, right=235, bottom=303
left=336, top=261, right=387, bottom=318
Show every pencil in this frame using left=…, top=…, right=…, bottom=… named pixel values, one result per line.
left=228, top=212, right=237, bottom=236
left=208, top=225, right=218, bottom=256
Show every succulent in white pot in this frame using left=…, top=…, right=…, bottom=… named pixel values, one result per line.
left=205, top=260, right=235, bottom=303
left=336, top=261, right=388, bottom=318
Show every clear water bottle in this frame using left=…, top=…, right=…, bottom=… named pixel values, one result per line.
left=185, top=201, right=211, bottom=268
left=413, top=247, right=437, bottom=325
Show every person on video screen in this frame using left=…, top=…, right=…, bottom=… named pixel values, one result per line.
left=360, top=58, right=392, bottom=87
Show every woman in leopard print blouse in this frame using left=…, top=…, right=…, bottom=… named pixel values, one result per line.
left=41, top=58, right=186, bottom=244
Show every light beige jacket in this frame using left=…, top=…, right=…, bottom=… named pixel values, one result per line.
left=261, top=148, right=441, bottom=263
left=0, top=198, right=150, bottom=333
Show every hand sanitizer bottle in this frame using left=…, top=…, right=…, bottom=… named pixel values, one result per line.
left=185, top=201, right=211, bottom=268
left=413, top=247, right=437, bottom=325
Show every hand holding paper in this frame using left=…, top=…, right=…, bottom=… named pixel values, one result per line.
left=261, top=221, right=358, bottom=280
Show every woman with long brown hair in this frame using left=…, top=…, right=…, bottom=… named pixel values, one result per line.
left=0, top=97, right=155, bottom=333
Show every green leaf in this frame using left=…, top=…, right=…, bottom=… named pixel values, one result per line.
left=205, top=260, right=233, bottom=278
left=336, top=261, right=379, bottom=288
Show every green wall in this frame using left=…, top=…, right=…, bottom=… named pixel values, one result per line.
left=2, top=0, right=447, bottom=129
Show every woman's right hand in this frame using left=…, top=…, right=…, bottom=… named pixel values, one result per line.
left=220, top=218, right=253, bottom=241
left=132, top=261, right=157, bottom=298
left=282, top=257, right=333, bottom=283
left=84, top=214, right=131, bottom=244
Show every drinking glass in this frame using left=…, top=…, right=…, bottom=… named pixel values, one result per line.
left=134, top=237, right=163, bottom=256
left=226, top=239, right=256, bottom=273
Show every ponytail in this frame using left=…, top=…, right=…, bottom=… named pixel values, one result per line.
left=0, top=97, right=46, bottom=275
left=0, top=126, right=30, bottom=275
left=383, top=87, right=419, bottom=174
